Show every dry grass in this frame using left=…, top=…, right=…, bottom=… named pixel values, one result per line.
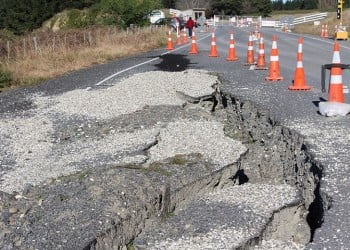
left=293, top=8, right=350, bottom=36
left=0, top=25, right=168, bottom=88
left=271, top=9, right=322, bottom=20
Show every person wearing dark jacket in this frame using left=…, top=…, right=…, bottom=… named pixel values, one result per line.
left=186, top=17, right=195, bottom=38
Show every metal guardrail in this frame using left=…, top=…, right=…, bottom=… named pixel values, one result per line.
left=293, top=12, right=328, bottom=25
left=274, top=12, right=328, bottom=28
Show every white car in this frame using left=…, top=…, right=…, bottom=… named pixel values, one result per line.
left=149, top=10, right=165, bottom=24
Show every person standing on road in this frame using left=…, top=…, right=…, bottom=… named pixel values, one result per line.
left=186, top=17, right=195, bottom=38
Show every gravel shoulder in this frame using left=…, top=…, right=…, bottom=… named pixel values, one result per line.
left=0, top=69, right=236, bottom=194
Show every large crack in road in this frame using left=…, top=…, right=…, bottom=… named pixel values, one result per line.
left=0, top=69, right=324, bottom=249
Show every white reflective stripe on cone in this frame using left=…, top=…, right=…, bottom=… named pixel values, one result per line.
left=270, top=55, right=279, bottom=61
left=331, top=75, right=343, bottom=84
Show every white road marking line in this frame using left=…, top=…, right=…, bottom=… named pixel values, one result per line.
left=95, top=57, right=158, bottom=86
left=95, top=33, right=211, bottom=86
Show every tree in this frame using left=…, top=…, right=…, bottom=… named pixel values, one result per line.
left=162, top=0, right=176, bottom=8
left=210, top=0, right=272, bottom=16
left=0, top=0, right=97, bottom=35
left=318, top=0, right=337, bottom=9
left=255, top=0, right=272, bottom=16
left=271, top=0, right=320, bottom=10
left=175, top=0, right=211, bottom=9
left=303, top=0, right=318, bottom=9
left=211, top=0, right=243, bottom=15
left=0, top=0, right=53, bottom=35
left=97, top=0, right=161, bottom=27
left=272, top=0, right=284, bottom=10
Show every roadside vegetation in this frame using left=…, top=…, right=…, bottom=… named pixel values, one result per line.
left=0, top=0, right=345, bottom=91
left=0, top=26, right=167, bottom=91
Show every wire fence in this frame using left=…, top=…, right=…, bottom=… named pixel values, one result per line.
left=0, top=25, right=164, bottom=61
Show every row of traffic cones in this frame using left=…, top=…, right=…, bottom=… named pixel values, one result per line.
left=169, top=30, right=301, bottom=87
left=259, top=35, right=344, bottom=102
left=189, top=30, right=220, bottom=57
left=244, top=33, right=311, bottom=89
left=167, top=29, right=345, bottom=103
left=249, top=33, right=344, bottom=101
left=243, top=32, right=284, bottom=82
left=166, top=29, right=189, bottom=50
left=168, top=29, right=237, bottom=59
left=245, top=33, right=344, bottom=102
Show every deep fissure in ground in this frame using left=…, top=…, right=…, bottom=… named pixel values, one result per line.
left=218, top=93, right=326, bottom=243
left=88, top=90, right=327, bottom=249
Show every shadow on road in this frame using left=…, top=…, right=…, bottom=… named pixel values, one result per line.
left=154, top=54, right=195, bottom=72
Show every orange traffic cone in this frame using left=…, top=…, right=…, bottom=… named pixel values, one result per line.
left=255, top=34, right=268, bottom=70
left=321, top=25, right=325, bottom=38
left=209, top=30, right=219, bottom=57
left=289, top=37, right=311, bottom=90
left=328, top=42, right=344, bottom=102
left=182, top=28, right=188, bottom=43
left=226, top=31, right=238, bottom=61
left=324, top=24, right=329, bottom=38
left=265, top=35, right=284, bottom=81
left=166, top=30, right=174, bottom=50
left=245, top=32, right=255, bottom=65
left=189, top=31, right=198, bottom=55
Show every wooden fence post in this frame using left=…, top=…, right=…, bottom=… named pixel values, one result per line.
left=23, top=38, right=26, bottom=57
left=7, top=41, right=10, bottom=60
left=88, top=31, right=92, bottom=46
left=33, top=36, right=38, bottom=54
left=52, top=36, right=56, bottom=51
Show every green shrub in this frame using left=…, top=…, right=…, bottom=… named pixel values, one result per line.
left=65, top=9, right=91, bottom=28
left=0, top=29, right=16, bottom=41
left=97, top=0, right=161, bottom=28
left=0, top=67, right=13, bottom=89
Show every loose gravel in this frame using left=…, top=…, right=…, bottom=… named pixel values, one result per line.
left=0, top=69, right=244, bottom=194
left=147, top=119, right=246, bottom=170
